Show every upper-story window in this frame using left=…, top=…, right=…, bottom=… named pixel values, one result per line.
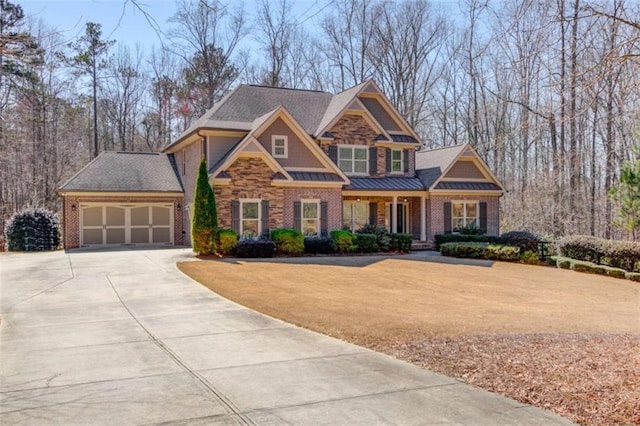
left=391, top=149, right=403, bottom=174
left=338, top=146, right=368, bottom=175
left=272, top=135, right=288, bottom=158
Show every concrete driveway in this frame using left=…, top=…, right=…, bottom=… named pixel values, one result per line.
left=0, top=248, right=573, bottom=425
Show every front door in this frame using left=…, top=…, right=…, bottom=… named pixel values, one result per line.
left=386, top=202, right=408, bottom=233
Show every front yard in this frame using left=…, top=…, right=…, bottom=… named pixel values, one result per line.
left=178, top=255, right=640, bottom=425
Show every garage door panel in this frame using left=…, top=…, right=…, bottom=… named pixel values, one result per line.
left=131, top=228, right=150, bottom=244
left=131, top=207, right=149, bottom=226
left=152, top=228, right=171, bottom=243
left=106, top=207, right=125, bottom=226
left=83, top=229, right=103, bottom=245
left=152, top=207, right=170, bottom=225
left=106, top=228, right=125, bottom=244
left=83, top=207, right=103, bottom=227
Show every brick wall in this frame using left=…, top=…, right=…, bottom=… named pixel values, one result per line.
left=62, top=195, right=184, bottom=249
left=214, top=157, right=284, bottom=231
left=283, top=187, right=343, bottom=232
left=428, top=195, right=500, bottom=244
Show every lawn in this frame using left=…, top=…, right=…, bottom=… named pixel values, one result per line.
left=178, top=255, right=640, bottom=425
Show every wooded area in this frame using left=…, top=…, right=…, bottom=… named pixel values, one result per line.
left=1, top=0, right=639, bottom=240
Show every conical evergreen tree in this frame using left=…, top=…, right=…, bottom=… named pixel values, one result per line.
left=192, top=157, right=218, bottom=254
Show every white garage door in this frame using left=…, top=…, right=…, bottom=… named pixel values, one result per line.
left=81, top=204, right=173, bottom=246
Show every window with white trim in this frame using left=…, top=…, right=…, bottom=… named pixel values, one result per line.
left=343, top=201, right=368, bottom=231
left=391, top=149, right=403, bottom=173
left=301, top=200, right=320, bottom=236
left=338, top=146, right=368, bottom=175
left=241, top=199, right=261, bottom=239
left=452, top=201, right=478, bottom=232
left=272, top=135, right=288, bottom=158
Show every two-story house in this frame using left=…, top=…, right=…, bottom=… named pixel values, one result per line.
left=58, top=80, right=504, bottom=249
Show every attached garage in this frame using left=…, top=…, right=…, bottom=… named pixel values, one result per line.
left=80, top=204, right=173, bottom=246
left=58, top=152, right=184, bottom=249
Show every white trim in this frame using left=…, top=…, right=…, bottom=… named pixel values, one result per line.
left=338, top=145, right=369, bottom=176
left=300, top=199, right=320, bottom=236
left=271, top=134, right=288, bottom=158
left=390, top=148, right=403, bottom=175
left=239, top=198, right=262, bottom=239
left=451, top=200, right=479, bottom=232
left=385, top=199, right=410, bottom=234
left=342, top=200, right=369, bottom=231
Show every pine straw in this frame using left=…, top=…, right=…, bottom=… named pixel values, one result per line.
left=383, top=333, right=640, bottom=426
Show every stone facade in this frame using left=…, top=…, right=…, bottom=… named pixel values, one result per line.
left=62, top=195, right=184, bottom=249
left=214, top=157, right=284, bottom=231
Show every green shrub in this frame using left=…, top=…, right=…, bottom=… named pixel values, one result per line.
left=235, top=239, right=276, bottom=258
left=484, top=244, right=521, bottom=261
left=217, top=229, right=238, bottom=255
left=304, top=236, right=334, bottom=254
left=434, top=234, right=498, bottom=250
left=606, top=268, right=626, bottom=279
left=558, top=259, right=571, bottom=269
left=192, top=158, right=218, bottom=255
left=625, top=272, right=640, bottom=282
left=356, top=224, right=391, bottom=251
left=6, top=208, right=60, bottom=251
left=498, top=230, right=541, bottom=253
left=459, top=224, right=485, bottom=235
left=271, top=228, right=304, bottom=255
left=520, top=250, right=540, bottom=265
left=354, top=233, right=378, bottom=253
left=390, top=233, right=413, bottom=252
left=331, top=230, right=356, bottom=253
left=440, top=242, right=488, bottom=259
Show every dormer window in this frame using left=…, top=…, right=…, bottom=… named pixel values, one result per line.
left=272, top=135, right=288, bottom=158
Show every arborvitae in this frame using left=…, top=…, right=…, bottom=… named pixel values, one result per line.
left=191, top=157, right=218, bottom=254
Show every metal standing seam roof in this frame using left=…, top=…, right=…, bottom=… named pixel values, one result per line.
left=390, top=134, right=418, bottom=143
left=58, top=152, right=184, bottom=193
left=288, top=172, right=345, bottom=182
left=345, top=177, right=425, bottom=191
left=434, top=181, right=503, bottom=191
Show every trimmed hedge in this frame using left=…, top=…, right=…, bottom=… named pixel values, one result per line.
left=304, top=236, right=334, bottom=254
left=331, top=230, right=356, bottom=253
left=434, top=234, right=498, bottom=250
left=625, top=272, right=640, bottom=282
left=355, top=233, right=378, bottom=253
left=550, top=256, right=628, bottom=279
left=271, top=228, right=304, bottom=255
left=235, top=239, right=276, bottom=258
left=440, top=242, right=521, bottom=262
left=6, top=208, right=60, bottom=251
left=557, top=235, right=640, bottom=272
left=217, top=229, right=238, bottom=254
left=390, top=233, right=413, bottom=252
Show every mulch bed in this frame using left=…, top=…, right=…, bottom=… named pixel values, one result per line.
left=383, top=333, right=640, bottom=425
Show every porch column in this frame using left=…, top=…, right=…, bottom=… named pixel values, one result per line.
left=392, top=195, right=397, bottom=233
left=420, top=196, right=426, bottom=241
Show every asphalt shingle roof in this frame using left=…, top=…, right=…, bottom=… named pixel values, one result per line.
left=345, top=177, right=425, bottom=191
left=59, top=152, right=183, bottom=192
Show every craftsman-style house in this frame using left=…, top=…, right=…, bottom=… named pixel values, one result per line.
left=58, top=80, right=504, bottom=249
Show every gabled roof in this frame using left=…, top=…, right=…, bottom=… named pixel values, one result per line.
left=415, top=144, right=504, bottom=192
left=209, top=105, right=349, bottom=185
left=58, top=152, right=183, bottom=193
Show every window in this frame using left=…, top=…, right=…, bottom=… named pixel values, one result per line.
left=241, top=200, right=261, bottom=239
left=301, top=200, right=319, bottom=236
left=338, top=146, right=368, bottom=175
left=391, top=149, right=403, bottom=173
left=272, top=135, right=288, bottom=158
left=343, top=201, right=368, bottom=231
left=452, top=201, right=478, bottom=232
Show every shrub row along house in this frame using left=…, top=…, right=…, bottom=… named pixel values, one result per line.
left=57, top=80, right=504, bottom=249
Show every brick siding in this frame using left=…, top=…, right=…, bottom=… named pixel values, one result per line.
left=428, top=195, right=500, bottom=245
left=283, top=187, right=343, bottom=232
